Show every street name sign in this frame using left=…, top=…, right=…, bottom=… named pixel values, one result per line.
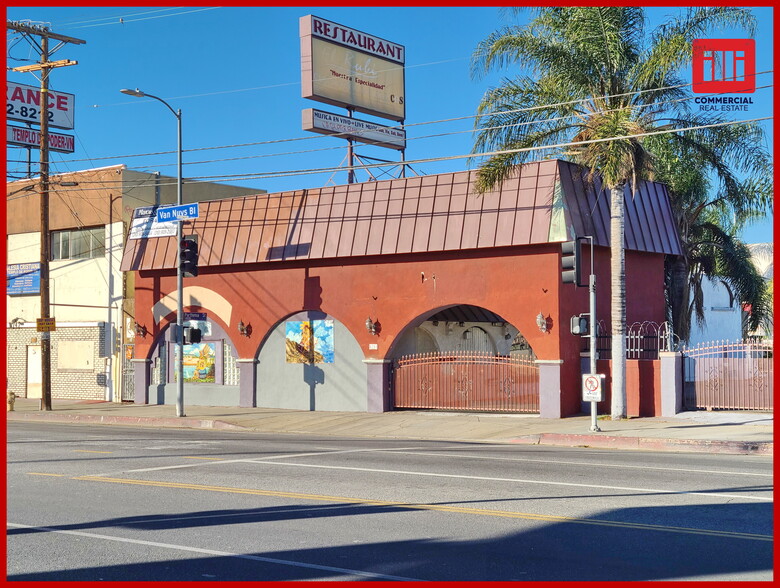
left=184, top=312, right=207, bottom=321
left=157, top=203, right=199, bottom=223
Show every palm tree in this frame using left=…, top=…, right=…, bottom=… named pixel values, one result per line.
left=470, top=7, right=761, bottom=419
left=648, top=125, right=772, bottom=343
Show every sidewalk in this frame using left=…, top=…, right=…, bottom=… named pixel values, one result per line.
left=6, top=398, right=774, bottom=455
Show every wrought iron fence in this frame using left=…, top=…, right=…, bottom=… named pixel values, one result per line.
left=682, top=340, right=773, bottom=411
left=582, top=321, right=678, bottom=359
left=393, top=351, right=539, bottom=413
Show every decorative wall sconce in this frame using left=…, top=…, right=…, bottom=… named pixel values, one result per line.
left=536, top=312, right=549, bottom=333
left=237, top=320, right=252, bottom=337
left=365, top=317, right=379, bottom=336
left=134, top=322, right=147, bottom=337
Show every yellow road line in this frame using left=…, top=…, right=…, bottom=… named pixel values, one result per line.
left=183, top=456, right=223, bottom=460
left=27, top=473, right=66, bottom=477
left=74, top=450, right=113, bottom=454
left=72, top=475, right=773, bottom=542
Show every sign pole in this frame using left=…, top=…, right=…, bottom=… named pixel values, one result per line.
left=8, top=22, right=85, bottom=411
left=587, top=236, right=601, bottom=432
left=38, top=34, right=53, bottom=412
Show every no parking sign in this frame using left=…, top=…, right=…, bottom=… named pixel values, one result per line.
left=582, top=373, right=605, bottom=402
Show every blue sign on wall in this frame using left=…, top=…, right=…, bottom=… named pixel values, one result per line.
left=7, top=262, right=41, bottom=295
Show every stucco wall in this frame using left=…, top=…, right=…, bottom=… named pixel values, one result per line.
left=255, top=311, right=367, bottom=412
left=132, top=244, right=669, bottom=417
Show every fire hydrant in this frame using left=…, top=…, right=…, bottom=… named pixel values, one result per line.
left=7, top=390, right=16, bottom=412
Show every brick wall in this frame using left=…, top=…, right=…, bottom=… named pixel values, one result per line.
left=6, top=324, right=107, bottom=400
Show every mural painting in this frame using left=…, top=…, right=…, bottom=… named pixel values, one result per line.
left=175, top=342, right=217, bottom=383
left=285, top=320, right=334, bottom=364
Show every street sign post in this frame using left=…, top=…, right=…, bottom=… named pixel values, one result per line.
left=156, top=203, right=199, bottom=223
left=582, top=373, right=605, bottom=402
left=36, top=318, right=56, bottom=332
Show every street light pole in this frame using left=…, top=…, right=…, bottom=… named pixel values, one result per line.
left=120, top=88, right=185, bottom=417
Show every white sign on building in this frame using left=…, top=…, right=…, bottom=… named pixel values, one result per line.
left=128, top=206, right=178, bottom=240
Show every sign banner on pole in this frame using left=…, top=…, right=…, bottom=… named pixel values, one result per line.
left=6, top=81, right=76, bottom=129
left=7, top=125, right=75, bottom=153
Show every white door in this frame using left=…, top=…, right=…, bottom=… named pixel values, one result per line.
left=26, top=345, right=42, bottom=398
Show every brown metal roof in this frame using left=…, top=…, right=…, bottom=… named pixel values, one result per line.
left=120, top=159, right=681, bottom=272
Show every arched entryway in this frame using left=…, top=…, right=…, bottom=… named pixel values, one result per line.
left=390, top=305, right=540, bottom=413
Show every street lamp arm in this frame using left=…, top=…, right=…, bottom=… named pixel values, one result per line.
left=119, top=85, right=185, bottom=417
left=120, top=88, right=180, bottom=120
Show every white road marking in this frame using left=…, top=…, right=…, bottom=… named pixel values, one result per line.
left=6, top=522, right=421, bottom=581
left=119, top=446, right=423, bottom=474
left=381, top=450, right=774, bottom=477
left=242, top=460, right=772, bottom=502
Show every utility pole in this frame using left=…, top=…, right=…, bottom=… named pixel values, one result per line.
left=7, top=21, right=85, bottom=410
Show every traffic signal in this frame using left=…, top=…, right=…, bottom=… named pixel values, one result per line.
left=179, top=235, right=199, bottom=278
left=183, top=327, right=202, bottom=345
left=570, top=314, right=590, bottom=336
left=561, top=239, right=581, bottom=285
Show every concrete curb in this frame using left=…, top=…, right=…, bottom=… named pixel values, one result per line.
left=6, top=411, right=249, bottom=431
left=509, top=432, right=773, bottom=455
left=7, top=411, right=771, bottom=454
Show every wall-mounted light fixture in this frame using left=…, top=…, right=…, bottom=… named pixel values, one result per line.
left=536, top=312, right=548, bottom=333
left=365, top=317, right=379, bottom=336
left=134, top=322, right=147, bottom=337
left=237, top=320, right=251, bottom=337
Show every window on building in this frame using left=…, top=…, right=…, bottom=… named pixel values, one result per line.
left=51, top=226, right=105, bottom=260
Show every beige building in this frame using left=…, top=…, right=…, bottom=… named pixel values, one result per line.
left=6, top=165, right=261, bottom=402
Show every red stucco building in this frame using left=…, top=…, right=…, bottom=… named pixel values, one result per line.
left=121, top=159, right=682, bottom=418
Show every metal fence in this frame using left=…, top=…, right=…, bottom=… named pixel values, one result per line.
left=682, top=340, right=773, bottom=411
left=583, top=321, right=677, bottom=359
left=393, top=351, right=539, bottom=413
left=121, top=344, right=135, bottom=402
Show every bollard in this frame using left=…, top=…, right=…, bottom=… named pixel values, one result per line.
left=7, top=390, right=16, bottom=412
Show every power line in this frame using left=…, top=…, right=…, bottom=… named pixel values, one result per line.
left=36, top=80, right=773, bottom=175
left=9, top=115, right=770, bottom=195
left=48, top=70, right=772, bottom=168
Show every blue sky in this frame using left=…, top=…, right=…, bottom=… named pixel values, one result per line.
left=6, top=6, right=774, bottom=244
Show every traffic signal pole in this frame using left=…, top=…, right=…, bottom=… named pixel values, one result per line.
left=585, top=237, right=601, bottom=432
left=562, top=237, right=601, bottom=432
left=176, top=107, right=184, bottom=418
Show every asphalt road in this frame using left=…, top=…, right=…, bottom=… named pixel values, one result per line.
left=6, top=422, right=773, bottom=581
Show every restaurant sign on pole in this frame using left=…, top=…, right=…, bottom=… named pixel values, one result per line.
left=302, top=108, right=406, bottom=150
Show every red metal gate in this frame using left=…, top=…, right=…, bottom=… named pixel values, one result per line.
left=683, top=340, right=773, bottom=411
left=393, top=351, right=539, bottom=413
